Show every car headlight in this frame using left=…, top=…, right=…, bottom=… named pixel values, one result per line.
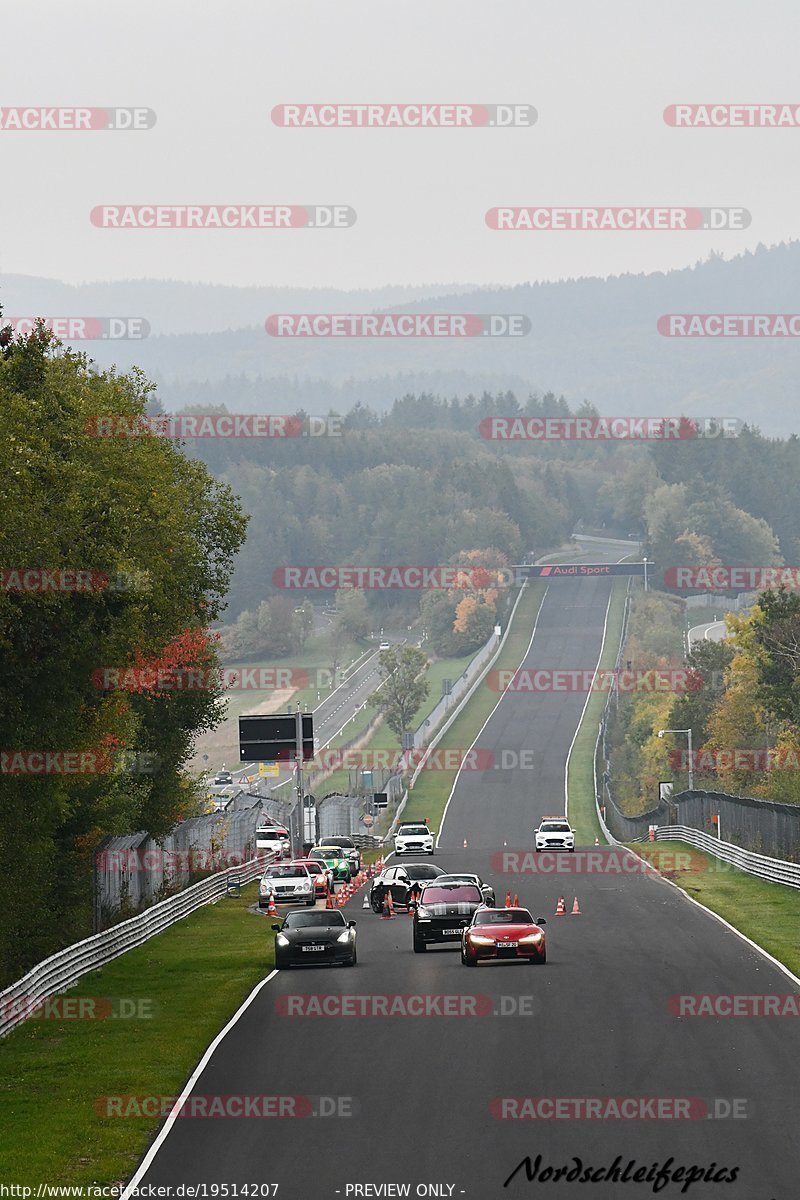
left=259, top=881, right=269, bottom=895
left=519, top=932, right=544, bottom=945
left=276, top=933, right=289, bottom=946
left=468, top=934, right=495, bottom=947
left=300, top=880, right=311, bottom=890
left=416, top=906, right=431, bottom=919
left=336, top=930, right=352, bottom=943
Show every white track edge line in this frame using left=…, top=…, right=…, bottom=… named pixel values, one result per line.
left=622, top=844, right=800, bottom=989
left=564, top=587, right=613, bottom=825
left=436, top=586, right=549, bottom=847
left=121, top=969, right=280, bottom=1198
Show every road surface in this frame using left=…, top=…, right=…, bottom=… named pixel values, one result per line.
left=128, top=542, right=799, bottom=1200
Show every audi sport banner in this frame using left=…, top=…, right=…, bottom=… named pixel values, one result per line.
left=518, top=563, right=651, bottom=578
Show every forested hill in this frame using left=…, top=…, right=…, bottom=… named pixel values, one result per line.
left=4, top=242, right=800, bottom=435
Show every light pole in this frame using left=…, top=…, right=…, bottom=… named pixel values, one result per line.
left=658, top=727, right=694, bottom=791
left=642, top=556, right=649, bottom=593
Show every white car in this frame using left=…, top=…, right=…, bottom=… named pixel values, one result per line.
left=534, top=816, right=575, bottom=852
left=394, top=823, right=434, bottom=856
left=379, top=641, right=391, bottom=651
left=256, top=826, right=291, bottom=857
left=259, top=863, right=315, bottom=908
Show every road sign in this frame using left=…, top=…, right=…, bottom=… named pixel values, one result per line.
left=361, top=813, right=374, bottom=827
left=238, top=713, right=314, bottom=762
left=258, top=762, right=280, bottom=778
left=373, top=791, right=388, bottom=808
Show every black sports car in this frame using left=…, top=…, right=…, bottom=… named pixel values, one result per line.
left=272, top=909, right=357, bottom=968
left=411, top=882, right=484, bottom=952
left=369, top=862, right=445, bottom=912
left=435, top=872, right=496, bottom=907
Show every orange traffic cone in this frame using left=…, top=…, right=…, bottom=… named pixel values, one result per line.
left=382, top=890, right=394, bottom=920
left=463, top=838, right=468, bottom=848
left=326, top=888, right=334, bottom=910
left=362, top=889, right=370, bottom=910
left=594, top=837, right=600, bottom=846
left=571, top=896, right=581, bottom=915
left=267, top=890, right=278, bottom=917
left=512, top=894, right=519, bottom=907
left=504, top=890, right=512, bottom=908
left=555, top=895, right=567, bottom=916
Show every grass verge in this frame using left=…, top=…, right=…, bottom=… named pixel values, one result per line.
left=0, top=883, right=272, bottom=1186
left=631, top=841, right=800, bottom=978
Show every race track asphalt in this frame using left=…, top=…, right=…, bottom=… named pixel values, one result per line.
left=130, top=548, right=800, bottom=1200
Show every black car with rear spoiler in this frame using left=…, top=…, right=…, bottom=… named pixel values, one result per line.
left=410, top=882, right=484, bottom=952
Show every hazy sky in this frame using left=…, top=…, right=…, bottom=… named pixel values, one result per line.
left=3, top=1, right=799, bottom=289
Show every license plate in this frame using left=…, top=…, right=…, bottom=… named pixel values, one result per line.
left=500, top=941, right=518, bottom=949
left=301, top=945, right=325, bottom=953
left=442, top=927, right=462, bottom=935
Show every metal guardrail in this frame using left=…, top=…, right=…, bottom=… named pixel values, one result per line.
left=0, top=852, right=275, bottom=1039
left=635, top=824, right=800, bottom=889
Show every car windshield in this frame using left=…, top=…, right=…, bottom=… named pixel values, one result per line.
left=324, top=838, right=353, bottom=848
left=438, top=875, right=477, bottom=884
left=405, top=864, right=442, bottom=880
left=399, top=826, right=429, bottom=836
left=540, top=823, right=569, bottom=832
left=420, top=885, right=482, bottom=905
left=293, top=861, right=323, bottom=874
left=314, top=848, right=341, bottom=859
left=283, top=910, right=346, bottom=929
left=266, top=866, right=307, bottom=878
left=473, top=909, right=533, bottom=925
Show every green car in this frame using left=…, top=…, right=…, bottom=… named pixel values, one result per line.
left=310, top=845, right=351, bottom=885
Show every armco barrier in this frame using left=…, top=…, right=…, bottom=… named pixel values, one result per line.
left=0, top=852, right=274, bottom=1039
left=643, top=825, right=800, bottom=890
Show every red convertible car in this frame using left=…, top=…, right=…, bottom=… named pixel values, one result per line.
left=461, top=906, right=547, bottom=966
